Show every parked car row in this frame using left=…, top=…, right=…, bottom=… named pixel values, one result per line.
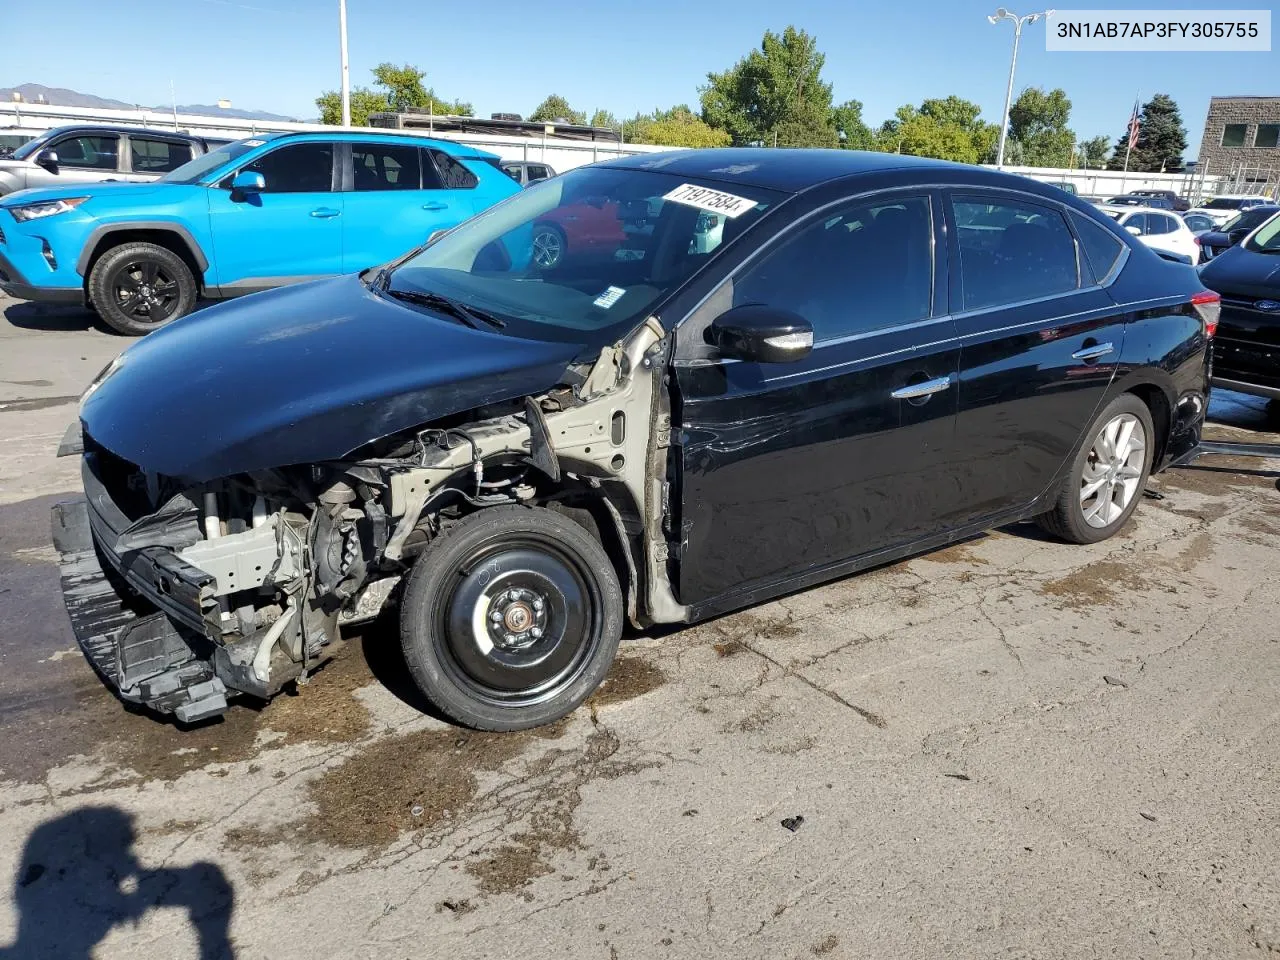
left=0, top=130, right=520, bottom=333
left=0, top=124, right=231, bottom=197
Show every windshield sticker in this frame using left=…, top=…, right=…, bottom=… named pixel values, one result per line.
left=663, top=183, right=759, bottom=219
left=242, top=139, right=266, bottom=147
left=593, top=286, right=627, bottom=309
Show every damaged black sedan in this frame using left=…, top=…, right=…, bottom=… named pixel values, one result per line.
left=53, top=149, right=1217, bottom=730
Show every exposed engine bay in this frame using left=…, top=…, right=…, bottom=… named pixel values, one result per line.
left=52, top=318, right=685, bottom=723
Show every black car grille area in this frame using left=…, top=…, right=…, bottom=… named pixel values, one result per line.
left=84, top=435, right=156, bottom=522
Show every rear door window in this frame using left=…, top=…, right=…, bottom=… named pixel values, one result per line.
left=50, top=134, right=119, bottom=171
left=351, top=143, right=421, bottom=190
left=1146, top=214, right=1176, bottom=236
left=732, top=194, right=934, bottom=342
left=129, top=137, right=194, bottom=174
left=950, top=195, right=1080, bottom=310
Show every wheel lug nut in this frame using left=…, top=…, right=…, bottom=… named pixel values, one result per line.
left=490, top=611, right=503, bottom=622
left=530, top=627, right=542, bottom=638
left=533, top=599, right=544, bottom=612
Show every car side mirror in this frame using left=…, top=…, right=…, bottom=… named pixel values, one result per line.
left=709, top=304, right=813, bottom=364
left=36, top=149, right=59, bottom=173
left=231, top=171, right=265, bottom=195
left=1227, top=228, right=1250, bottom=245
left=1124, top=225, right=1141, bottom=236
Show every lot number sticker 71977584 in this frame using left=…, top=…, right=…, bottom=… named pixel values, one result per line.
left=662, top=183, right=760, bottom=218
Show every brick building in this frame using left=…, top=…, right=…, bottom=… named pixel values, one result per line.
left=1197, top=95, right=1280, bottom=193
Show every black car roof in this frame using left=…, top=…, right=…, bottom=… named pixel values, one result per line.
left=598, top=148, right=990, bottom=193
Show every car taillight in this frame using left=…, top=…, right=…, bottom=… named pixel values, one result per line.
left=1191, top=289, right=1220, bottom=337
left=1193, top=235, right=1202, bottom=245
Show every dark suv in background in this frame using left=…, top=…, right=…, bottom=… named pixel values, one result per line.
left=1128, top=189, right=1190, bottom=212
left=0, top=125, right=228, bottom=197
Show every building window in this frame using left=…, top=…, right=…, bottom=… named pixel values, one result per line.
left=1221, top=124, right=1248, bottom=147
left=1255, top=124, right=1280, bottom=148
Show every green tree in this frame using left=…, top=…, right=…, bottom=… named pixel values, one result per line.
left=831, top=99, right=874, bottom=150
left=876, top=97, right=997, bottom=163
left=530, top=95, right=586, bottom=125
left=1107, top=94, right=1187, bottom=171
left=315, top=87, right=393, bottom=126
left=630, top=106, right=732, bottom=148
left=372, top=63, right=430, bottom=112
left=316, top=63, right=471, bottom=125
left=1080, top=134, right=1110, bottom=168
left=700, top=26, right=836, bottom=146
left=590, top=109, right=619, bottom=129
left=1007, top=87, right=1075, bottom=167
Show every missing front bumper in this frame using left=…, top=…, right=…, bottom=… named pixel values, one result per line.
left=52, top=498, right=230, bottom=723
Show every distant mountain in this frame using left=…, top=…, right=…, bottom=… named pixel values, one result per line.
left=0, top=83, right=297, bottom=122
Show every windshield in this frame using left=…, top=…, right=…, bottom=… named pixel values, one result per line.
left=12, top=131, right=54, bottom=160
left=159, top=139, right=263, bottom=184
left=1203, top=197, right=1247, bottom=210
left=383, top=165, right=784, bottom=349
left=1244, top=213, right=1280, bottom=253
left=1222, top=207, right=1276, bottom=233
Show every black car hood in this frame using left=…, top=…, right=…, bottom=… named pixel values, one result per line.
left=80, top=275, right=583, bottom=482
left=1199, top=245, right=1280, bottom=300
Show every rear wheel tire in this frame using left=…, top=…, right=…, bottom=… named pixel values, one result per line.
left=88, top=242, right=197, bottom=335
left=1036, top=393, right=1155, bottom=544
left=399, top=505, right=623, bottom=731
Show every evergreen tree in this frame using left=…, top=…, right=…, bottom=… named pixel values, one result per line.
left=1107, top=94, right=1186, bottom=172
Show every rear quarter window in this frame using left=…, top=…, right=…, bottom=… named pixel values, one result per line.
left=1071, top=212, right=1127, bottom=284
left=429, top=150, right=479, bottom=189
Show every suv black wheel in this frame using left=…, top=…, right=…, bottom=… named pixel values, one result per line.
left=1036, top=393, right=1155, bottom=544
left=399, top=505, right=624, bottom=730
left=88, top=242, right=197, bottom=335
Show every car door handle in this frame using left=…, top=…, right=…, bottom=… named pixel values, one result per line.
left=310, top=207, right=341, bottom=218
left=1071, top=342, right=1114, bottom=362
left=421, top=202, right=448, bottom=211
left=891, top=375, right=953, bottom=400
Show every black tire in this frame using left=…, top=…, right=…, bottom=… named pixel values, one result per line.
left=88, top=242, right=197, bottom=335
left=1036, top=393, right=1155, bottom=544
left=531, top=223, right=566, bottom=270
left=399, top=505, right=624, bottom=731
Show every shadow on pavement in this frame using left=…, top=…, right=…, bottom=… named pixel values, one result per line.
left=0, top=807, right=235, bottom=959
left=2, top=299, right=109, bottom=334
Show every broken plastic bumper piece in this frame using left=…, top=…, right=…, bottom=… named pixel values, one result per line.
left=51, top=498, right=229, bottom=723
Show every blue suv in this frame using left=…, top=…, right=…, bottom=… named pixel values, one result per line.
left=0, top=131, right=519, bottom=334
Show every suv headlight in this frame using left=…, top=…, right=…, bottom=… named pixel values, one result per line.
left=8, top=197, right=90, bottom=222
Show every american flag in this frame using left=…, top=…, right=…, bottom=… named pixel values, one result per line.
left=1127, top=99, right=1142, bottom=150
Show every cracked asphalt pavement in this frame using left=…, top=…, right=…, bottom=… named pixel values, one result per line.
left=1, top=293, right=1279, bottom=959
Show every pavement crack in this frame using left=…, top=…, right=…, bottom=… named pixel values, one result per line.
left=735, top=636, right=886, bottom=729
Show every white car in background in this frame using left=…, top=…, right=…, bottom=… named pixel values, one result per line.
left=1183, top=194, right=1273, bottom=228
left=1097, top=205, right=1200, bottom=265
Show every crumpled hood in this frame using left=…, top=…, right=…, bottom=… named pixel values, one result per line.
left=80, top=274, right=583, bottom=482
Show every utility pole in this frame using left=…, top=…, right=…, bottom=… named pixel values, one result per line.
left=988, top=8, right=1054, bottom=169
left=338, top=0, right=351, bottom=126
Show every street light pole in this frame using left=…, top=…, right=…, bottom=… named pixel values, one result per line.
left=338, top=0, right=351, bottom=127
left=988, top=7, right=1053, bottom=169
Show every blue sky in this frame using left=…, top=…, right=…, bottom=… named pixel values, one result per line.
left=4, top=0, right=1277, bottom=157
